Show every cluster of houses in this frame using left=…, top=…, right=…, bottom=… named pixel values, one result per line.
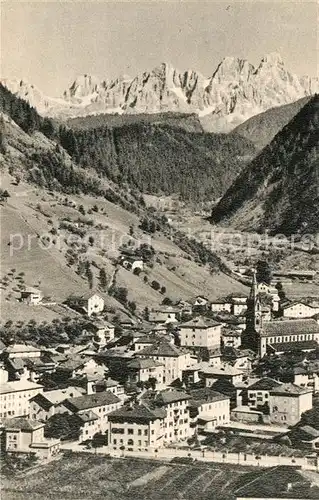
left=1, top=268, right=319, bottom=459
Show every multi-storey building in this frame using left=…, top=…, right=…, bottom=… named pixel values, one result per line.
left=135, top=340, right=194, bottom=385
left=269, top=383, right=313, bottom=426
left=179, top=317, right=221, bottom=349
left=0, top=380, right=43, bottom=418
left=153, top=389, right=190, bottom=443
left=189, top=388, right=230, bottom=431
left=108, top=403, right=166, bottom=451
left=56, top=391, right=122, bottom=436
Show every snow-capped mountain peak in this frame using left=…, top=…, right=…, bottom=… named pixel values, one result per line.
left=2, top=53, right=318, bottom=131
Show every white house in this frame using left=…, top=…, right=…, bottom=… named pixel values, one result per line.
left=90, top=321, right=115, bottom=349
left=148, top=306, right=180, bottom=324
left=191, top=296, right=210, bottom=309
left=71, top=292, right=105, bottom=317
left=201, top=365, right=244, bottom=387
left=5, top=344, right=42, bottom=359
left=30, top=387, right=83, bottom=421
left=282, top=301, right=319, bottom=319
left=20, top=287, right=43, bottom=305
left=56, top=391, right=122, bottom=439
left=189, top=388, right=230, bottom=431
left=135, top=340, right=194, bottom=385
left=108, top=403, right=166, bottom=451
left=0, top=380, right=44, bottom=418
left=211, top=300, right=232, bottom=314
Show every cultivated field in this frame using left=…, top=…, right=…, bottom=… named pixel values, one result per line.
left=1, top=453, right=257, bottom=500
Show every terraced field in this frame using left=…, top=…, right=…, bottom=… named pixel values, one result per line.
left=2, top=453, right=255, bottom=500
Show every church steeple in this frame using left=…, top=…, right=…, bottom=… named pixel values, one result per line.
left=242, top=269, right=262, bottom=352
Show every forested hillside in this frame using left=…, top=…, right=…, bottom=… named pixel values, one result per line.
left=0, top=83, right=256, bottom=203
left=211, top=95, right=319, bottom=235
left=61, top=122, right=256, bottom=202
left=232, top=96, right=311, bottom=150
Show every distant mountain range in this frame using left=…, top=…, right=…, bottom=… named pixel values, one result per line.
left=210, top=95, right=319, bottom=235
left=2, top=53, right=318, bottom=132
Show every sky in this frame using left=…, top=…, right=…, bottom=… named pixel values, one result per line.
left=1, top=1, right=318, bottom=96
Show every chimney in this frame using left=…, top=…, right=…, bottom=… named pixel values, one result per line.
left=86, top=380, right=95, bottom=395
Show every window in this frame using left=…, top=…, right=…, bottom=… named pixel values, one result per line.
left=144, top=429, right=148, bottom=436
left=113, top=439, right=117, bottom=445
left=138, top=429, right=142, bottom=436
left=128, top=429, right=134, bottom=435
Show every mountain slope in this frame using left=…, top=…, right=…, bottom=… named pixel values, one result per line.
left=67, top=121, right=256, bottom=202
left=3, top=53, right=318, bottom=132
left=210, top=95, right=319, bottom=235
left=231, top=97, right=311, bottom=150
left=0, top=82, right=256, bottom=203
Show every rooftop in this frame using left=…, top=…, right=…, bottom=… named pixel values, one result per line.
left=0, top=380, right=43, bottom=395
left=6, top=343, right=41, bottom=353
left=200, top=365, right=243, bottom=377
left=136, top=340, right=185, bottom=358
left=269, top=340, right=318, bottom=353
left=31, top=387, right=83, bottom=409
left=108, top=403, right=166, bottom=422
left=180, top=316, right=221, bottom=329
left=63, top=390, right=120, bottom=412
left=261, top=319, right=319, bottom=337
left=155, top=389, right=189, bottom=405
left=127, top=358, right=163, bottom=370
left=1, top=418, right=44, bottom=431
left=189, top=388, right=229, bottom=406
left=76, top=410, right=99, bottom=423
left=248, top=377, right=282, bottom=391
left=270, top=383, right=313, bottom=396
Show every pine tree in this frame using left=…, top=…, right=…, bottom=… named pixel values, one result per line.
left=99, top=268, right=107, bottom=290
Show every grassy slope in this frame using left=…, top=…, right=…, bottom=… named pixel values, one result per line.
left=0, top=170, right=249, bottom=322
left=1, top=454, right=256, bottom=500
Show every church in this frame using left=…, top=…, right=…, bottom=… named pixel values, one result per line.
left=242, top=271, right=319, bottom=357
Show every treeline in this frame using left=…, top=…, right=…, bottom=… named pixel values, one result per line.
left=0, top=83, right=55, bottom=137
left=62, top=122, right=257, bottom=202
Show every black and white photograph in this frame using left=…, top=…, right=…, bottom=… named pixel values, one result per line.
left=0, top=0, right=318, bottom=498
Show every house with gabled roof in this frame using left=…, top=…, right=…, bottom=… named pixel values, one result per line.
left=134, top=339, right=194, bottom=385
left=56, top=390, right=122, bottom=438
left=189, top=388, right=230, bottom=431
left=269, top=383, right=313, bottom=426
left=30, top=387, right=82, bottom=422
left=247, top=377, right=282, bottom=411
left=20, top=287, right=43, bottom=305
left=288, top=425, right=319, bottom=450
left=69, top=291, right=104, bottom=317
left=1, top=417, right=60, bottom=458
left=179, top=316, right=222, bottom=349
left=108, top=402, right=166, bottom=451
left=127, top=358, right=164, bottom=389
left=281, top=300, right=319, bottom=319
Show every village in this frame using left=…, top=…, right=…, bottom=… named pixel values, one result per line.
left=1, top=260, right=319, bottom=474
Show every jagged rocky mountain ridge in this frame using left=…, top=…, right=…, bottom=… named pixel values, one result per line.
left=2, top=53, right=318, bottom=131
